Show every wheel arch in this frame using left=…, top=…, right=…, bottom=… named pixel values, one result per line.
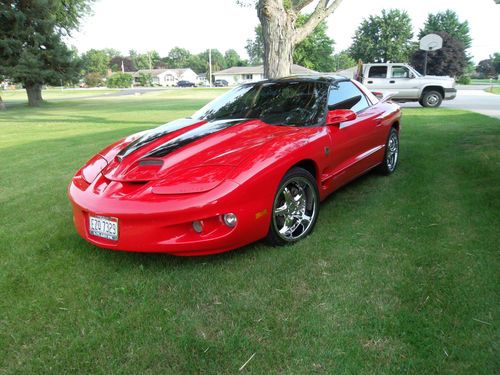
left=290, top=159, right=318, bottom=180
left=421, top=85, right=444, bottom=98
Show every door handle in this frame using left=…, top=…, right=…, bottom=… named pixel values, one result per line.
left=389, top=80, right=395, bottom=83
left=367, top=80, right=373, bottom=84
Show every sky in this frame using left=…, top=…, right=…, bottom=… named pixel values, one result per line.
left=69, top=0, right=500, bottom=64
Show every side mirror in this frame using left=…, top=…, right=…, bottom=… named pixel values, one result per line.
left=409, top=72, right=415, bottom=79
left=371, top=91, right=383, bottom=100
left=326, top=109, right=357, bottom=126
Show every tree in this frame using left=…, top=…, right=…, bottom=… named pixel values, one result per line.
left=411, top=32, right=467, bottom=77
left=332, top=50, right=355, bottom=71
left=245, top=27, right=264, bottom=65
left=81, top=49, right=110, bottom=76
left=0, top=0, right=93, bottom=106
left=84, top=72, right=103, bottom=87
left=110, top=56, right=136, bottom=72
left=164, top=47, right=192, bottom=68
left=419, top=10, right=471, bottom=50
left=476, top=59, right=496, bottom=78
left=293, top=15, right=335, bottom=72
left=254, top=0, right=343, bottom=78
left=106, top=73, right=133, bottom=88
left=137, top=72, right=153, bottom=87
left=130, top=50, right=161, bottom=70
left=350, top=9, right=413, bottom=63
left=224, top=49, right=246, bottom=68
left=493, top=53, right=500, bottom=75
left=246, top=17, right=336, bottom=72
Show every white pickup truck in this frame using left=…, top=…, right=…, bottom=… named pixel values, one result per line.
left=359, top=63, right=457, bottom=108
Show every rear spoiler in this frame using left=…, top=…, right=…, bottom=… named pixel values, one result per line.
left=372, top=91, right=396, bottom=103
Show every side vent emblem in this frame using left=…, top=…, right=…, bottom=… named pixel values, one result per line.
left=324, top=147, right=330, bottom=156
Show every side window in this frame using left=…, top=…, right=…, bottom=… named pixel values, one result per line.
left=328, top=81, right=370, bottom=113
left=392, top=66, right=410, bottom=78
left=368, top=66, right=387, bottom=78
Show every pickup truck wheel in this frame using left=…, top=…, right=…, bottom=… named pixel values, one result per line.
left=421, top=90, right=443, bottom=108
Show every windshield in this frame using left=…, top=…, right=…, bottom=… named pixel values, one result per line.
left=192, top=81, right=329, bottom=126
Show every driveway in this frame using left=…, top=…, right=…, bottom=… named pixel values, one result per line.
left=400, top=89, right=500, bottom=119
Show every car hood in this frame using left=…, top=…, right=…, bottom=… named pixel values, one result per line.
left=99, top=117, right=291, bottom=183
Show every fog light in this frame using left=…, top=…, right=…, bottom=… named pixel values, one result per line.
left=192, top=220, right=203, bottom=233
left=223, top=213, right=237, bottom=227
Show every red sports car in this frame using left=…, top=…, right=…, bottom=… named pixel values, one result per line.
left=68, top=76, right=401, bottom=256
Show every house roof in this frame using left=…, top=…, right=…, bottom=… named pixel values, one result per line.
left=213, top=64, right=318, bottom=75
left=132, top=68, right=194, bottom=77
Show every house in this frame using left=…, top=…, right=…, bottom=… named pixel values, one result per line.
left=212, top=64, right=318, bottom=85
left=132, top=68, right=198, bottom=86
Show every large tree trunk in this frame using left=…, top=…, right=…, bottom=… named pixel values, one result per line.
left=256, top=0, right=343, bottom=79
left=258, top=0, right=295, bottom=79
left=26, top=83, right=43, bottom=107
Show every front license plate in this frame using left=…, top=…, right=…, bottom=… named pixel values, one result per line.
left=89, top=215, right=119, bottom=241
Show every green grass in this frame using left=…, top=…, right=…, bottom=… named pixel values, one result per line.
left=1, top=87, right=120, bottom=105
left=469, top=78, right=500, bottom=85
left=485, top=87, right=500, bottom=94
left=1, top=91, right=498, bottom=374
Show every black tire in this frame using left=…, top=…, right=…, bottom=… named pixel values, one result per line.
left=420, top=90, right=443, bottom=108
left=266, top=167, right=319, bottom=246
left=378, top=127, right=399, bottom=175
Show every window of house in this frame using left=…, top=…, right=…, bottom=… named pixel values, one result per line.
left=368, top=66, right=388, bottom=78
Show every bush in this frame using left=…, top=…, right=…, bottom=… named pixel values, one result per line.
left=106, top=73, right=133, bottom=88
left=138, top=72, right=153, bottom=87
left=456, top=75, right=471, bottom=85
left=84, top=72, right=103, bottom=87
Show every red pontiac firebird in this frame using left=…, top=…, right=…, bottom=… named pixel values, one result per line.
left=68, top=76, right=401, bottom=256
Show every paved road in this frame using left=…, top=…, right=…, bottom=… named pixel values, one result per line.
left=400, top=89, right=500, bottom=119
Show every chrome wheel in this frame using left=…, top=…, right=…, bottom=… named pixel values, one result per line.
left=386, top=131, right=399, bottom=172
left=272, top=176, right=317, bottom=242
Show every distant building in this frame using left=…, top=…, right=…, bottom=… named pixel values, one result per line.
left=213, top=65, right=318, bottom=85
left=132, top=68, right=198, bottom=86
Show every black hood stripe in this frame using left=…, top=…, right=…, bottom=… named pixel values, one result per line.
left=144, top=119, right=247, bottom=158
left=117, top=118, right=200, bottom=160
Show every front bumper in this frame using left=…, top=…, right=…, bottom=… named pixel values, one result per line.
left=444, top=88, right=457, bottom=100
left=68, top=178, right=272, bottom=256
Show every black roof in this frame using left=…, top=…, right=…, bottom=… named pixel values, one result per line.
left=245, top=75, right=350, bottom=86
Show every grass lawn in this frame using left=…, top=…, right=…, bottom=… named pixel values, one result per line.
left=0, top=90, right=498, bottom=374
left=1, top=87, right=121, bottom=105
left=486, top=87, right=500, bottom=95
left=470, top=78, right=500, bottom=85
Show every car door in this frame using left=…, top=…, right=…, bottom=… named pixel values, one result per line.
left=363, top=65, right=391, bottom=91
left=324, top=81, right=382, bottom=191
left=389, top=65, right=419, bottom=99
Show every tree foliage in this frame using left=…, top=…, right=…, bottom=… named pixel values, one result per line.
left=137, top=72, right=153, bottom=87
left=0, top=0, right=94, bottom=106
left=332, top=50, right=355, bottom=71
left=129, top=50, right=161, bottom=70
left=476, top=53, right=500, bottom=78
left=419, top=10, right=471, bottom=50
left=84, top=72, right=103, bottom=87
left=110, top=56, right=136, bottom=72
left=350, top=9, right=413, bottom=63
left=81, top=49, right=110, bottom=75
left=293, top=15, right=335, bottom=72
left=411, top=32, right=467, bottom=77
left=106, top=73, right=133, bottom=88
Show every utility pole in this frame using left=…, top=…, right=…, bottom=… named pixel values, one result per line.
left=148, top=51, right=152, bottom=71
left=208, top=48, right=212, bottom=87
